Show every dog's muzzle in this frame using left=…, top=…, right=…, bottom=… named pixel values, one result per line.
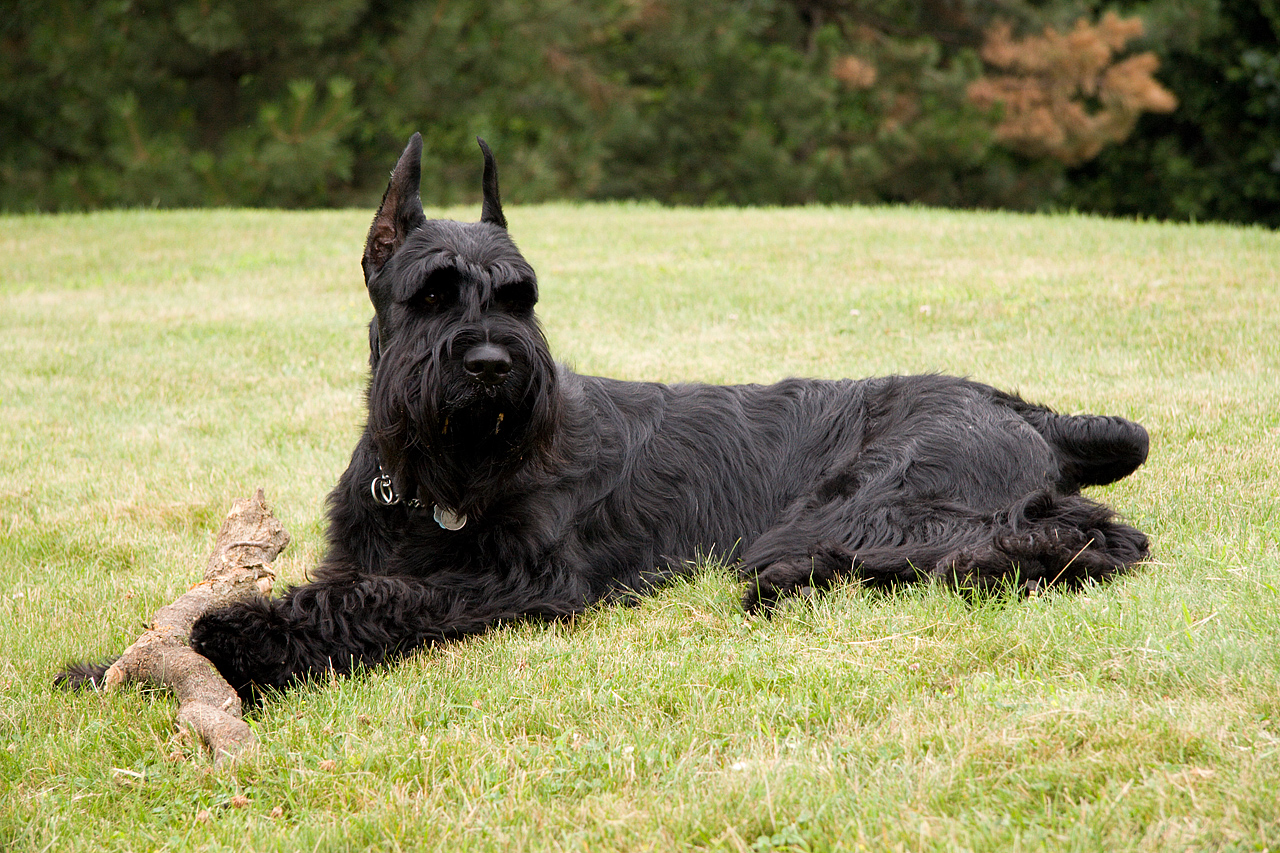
left=463, top=342, right=512, bottom=388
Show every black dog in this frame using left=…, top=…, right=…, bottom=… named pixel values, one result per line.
left=63, top=135, right=1150, bottom=699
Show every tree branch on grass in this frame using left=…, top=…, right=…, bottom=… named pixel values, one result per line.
left=101, top=489, right=289, bottom=763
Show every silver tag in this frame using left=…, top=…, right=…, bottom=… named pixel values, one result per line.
left=433, top=505, right=467, bottom=531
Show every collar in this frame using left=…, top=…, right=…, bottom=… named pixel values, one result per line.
left=370, top=465, right=467, bottom=530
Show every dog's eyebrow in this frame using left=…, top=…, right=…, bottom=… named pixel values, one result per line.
left=392, top=254, right=462, bottom=302
left=391, top=235, right=537, bottom=306
left=487, top=260, right=537, bottom=288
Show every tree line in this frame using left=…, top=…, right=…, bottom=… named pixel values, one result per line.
left=3, top=0, right=1276, bottom=225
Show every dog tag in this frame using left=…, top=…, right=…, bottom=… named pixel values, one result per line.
left=433, top=505, right=467, bottom=531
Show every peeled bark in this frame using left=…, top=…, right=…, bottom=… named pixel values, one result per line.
left=103, top=489, right=289, bottom=763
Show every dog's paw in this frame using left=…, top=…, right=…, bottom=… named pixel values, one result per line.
left=741, top=558, right=833, bottom=614
left=189, top=600, right=291, bottom=699
left=741, top=578, right=779, bottom=615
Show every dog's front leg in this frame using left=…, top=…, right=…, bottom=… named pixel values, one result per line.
left=189, top=573, right=556, bottom=699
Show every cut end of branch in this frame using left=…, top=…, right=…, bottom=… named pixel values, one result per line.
left=102, top=661, right=127, bottom=691
left=178, top=703, right=259, bottom=766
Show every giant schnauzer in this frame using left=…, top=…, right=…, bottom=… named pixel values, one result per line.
left=62, top=134, right=1149, bottom=699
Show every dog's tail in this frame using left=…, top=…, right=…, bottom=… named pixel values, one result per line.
left=996, top=393, right=1150, bottom=490
left=1043, top=413, right=1149, bottom=489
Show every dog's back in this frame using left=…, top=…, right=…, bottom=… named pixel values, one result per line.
left=563, top=372, right=1147, bottom=598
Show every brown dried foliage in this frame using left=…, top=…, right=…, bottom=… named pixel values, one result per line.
left=967, top=13, right=1177, bottom=165
left=832, top=54, right=878, bottom=90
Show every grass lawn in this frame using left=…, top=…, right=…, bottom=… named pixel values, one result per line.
left=1, top=203, right=1278, bottom=851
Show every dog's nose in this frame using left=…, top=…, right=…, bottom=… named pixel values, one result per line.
left=463, top=343, right=512, bottom=386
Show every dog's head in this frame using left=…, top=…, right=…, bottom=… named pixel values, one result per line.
left=360, top=134, right=561, bottom=515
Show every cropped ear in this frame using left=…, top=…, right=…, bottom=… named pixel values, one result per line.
left=363, top=133, right=427, bottom=282
left=477, top=137, right=507, bottom=229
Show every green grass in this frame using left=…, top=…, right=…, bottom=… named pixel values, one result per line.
left=2, top=203, right=1278, bottom=852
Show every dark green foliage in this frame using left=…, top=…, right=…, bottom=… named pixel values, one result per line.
left=0, top=0, right=1010, bottom=211
left=1064, top=0, right=1280, bottom=227
left=1064, top=0, right=1280, bottom=225
left=1, top=0, right=366, bottom=209
left=2, top=0, right=1274, bottom=223
left=584, top=1, right=1004, bottom=206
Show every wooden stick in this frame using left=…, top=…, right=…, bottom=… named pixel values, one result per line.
left=102, top=489, right=289, bottom=763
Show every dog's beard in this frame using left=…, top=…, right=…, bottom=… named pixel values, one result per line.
left=432, top=374, right=522, bottom=449
left=366, top=333, right=559, bottom=515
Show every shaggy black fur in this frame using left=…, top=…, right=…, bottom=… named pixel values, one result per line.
left=59, top=134, right=1150, bottom=699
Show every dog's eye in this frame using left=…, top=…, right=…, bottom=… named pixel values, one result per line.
left=406, top=269, right=459, bottom=311
left=410, top=289, right=444, bottom=311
